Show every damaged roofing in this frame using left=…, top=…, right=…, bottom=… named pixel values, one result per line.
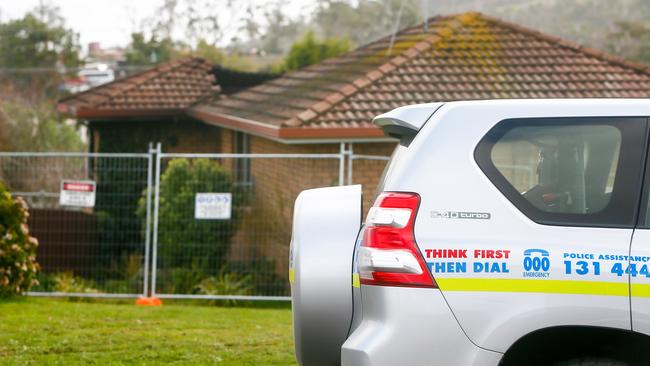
left=60, top=12, right=650, bottom=141
left=192, top=12, right=650, bottom=140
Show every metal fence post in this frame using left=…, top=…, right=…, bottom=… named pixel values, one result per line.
left=142, top=144, right=154, bottom=297
left=150, top=143, right=162, bottom=296
left=347, top=143, right=354, bottom=185
left=339, top=142, right=346, bottom=186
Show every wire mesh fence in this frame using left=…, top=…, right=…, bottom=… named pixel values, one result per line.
left=349, top=153, right=391, bottom=211
left=151, top=152, right=343, bottom=300
left=0, top=152, right=152, bottom=297
left=0, top=146, right=391, bottom=300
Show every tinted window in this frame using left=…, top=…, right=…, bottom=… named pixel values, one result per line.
left=475, top=117, right=647, bottom=227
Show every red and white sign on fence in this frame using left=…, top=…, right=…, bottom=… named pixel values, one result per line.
left=59, top=180, right=96, bottom=208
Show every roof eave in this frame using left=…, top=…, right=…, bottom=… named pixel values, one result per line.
left=68, top=107, right=187, bottom=119
left=189, top=106, right=385, bottom=140
left=278, top=126, right=384, bottom=139
left=189, top=106, right=281, bottom=138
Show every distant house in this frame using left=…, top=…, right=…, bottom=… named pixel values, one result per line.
left=58, top=57, right=221, bottom=154
left=59, top=12, right=650, bottom=274
left=58, top=57, right=277, bottom=154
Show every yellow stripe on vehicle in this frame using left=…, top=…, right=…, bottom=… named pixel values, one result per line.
left=436, top=278, right=633, bottom=297
left=631, top=283, right=650, bottom=297
left=289, top=269, right=295, bottom=284
left=352, top=273, right=361, bottom=288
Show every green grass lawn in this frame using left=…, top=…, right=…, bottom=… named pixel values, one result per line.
left=0, top=297, right=296, bottom=365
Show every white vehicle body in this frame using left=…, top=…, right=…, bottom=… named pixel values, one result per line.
left=290, top=99, right=650, bottom=366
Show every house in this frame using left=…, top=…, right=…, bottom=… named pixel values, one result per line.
left=57, top=58, right=276, bottom=154
left=58, top=12, right=650, bottom=283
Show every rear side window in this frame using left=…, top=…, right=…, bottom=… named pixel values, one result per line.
left=475, top=117, right=647, bottom=228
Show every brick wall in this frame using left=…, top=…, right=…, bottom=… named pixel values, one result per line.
left=226, top=134, right=395, bottom=279
left=226, top=137, right=337, bottom=278
left=350, top=142, right=396, bottom=210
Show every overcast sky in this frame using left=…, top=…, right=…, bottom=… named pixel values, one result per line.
left=1, top=0, right=161, bottom=48
left=0, top=0, right=315, bottom=50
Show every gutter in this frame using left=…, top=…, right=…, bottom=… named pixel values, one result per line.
left=57, top=103, right=186, bottom=119
left=188, top=107, right=386, bottom=143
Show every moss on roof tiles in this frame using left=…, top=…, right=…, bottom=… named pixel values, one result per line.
left=197, top=12, right=650, bottom=133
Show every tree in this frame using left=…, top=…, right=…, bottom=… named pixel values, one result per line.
left=193, top=39, right=259, bottom=71
left=0, top=6, right=80, bottom=70
left=312, top=0, right=421, bottom=47
left=0, top=86, right=84, bottom=153
left=606, top=21, right=650, bottom=65
left=193, top=39, right=225, bottom=64
left=254, top=3, right=307, bottom=55
left=125, top=33, right=180, bottom=66
left=144, top=0, right=252, bottom=47
left=279, top=30, right=350, bottom=72
left=0, top=3, right=80, bottom=92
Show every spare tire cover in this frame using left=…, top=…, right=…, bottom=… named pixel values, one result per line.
left=290, top=185, right=362, bottom=366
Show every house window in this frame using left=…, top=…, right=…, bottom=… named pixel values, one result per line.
left=233, top=131, right=252, bottom=186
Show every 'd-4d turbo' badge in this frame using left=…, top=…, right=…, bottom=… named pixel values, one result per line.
left=431, top=211, right=491, bottom=220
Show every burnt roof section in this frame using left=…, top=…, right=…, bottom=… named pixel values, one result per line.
left=192, top=12, right=650, bottom=140
left=212, top=66, right=278, bottom=95
left=58, top=57, right=217, bottom=119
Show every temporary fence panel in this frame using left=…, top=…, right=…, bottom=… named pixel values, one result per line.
left=348, top=152, right=391, bottom=211
left=0, top=152, right=152, bottom=298
left=151, top=151, right=344, bottom=300
left=1, top=146, right=390, bottom=300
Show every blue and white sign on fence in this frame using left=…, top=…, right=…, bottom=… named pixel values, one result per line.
left=194, top=193, right=232, bottom=220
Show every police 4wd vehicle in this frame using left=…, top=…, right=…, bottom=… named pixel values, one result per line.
left=289, top=100, right=650, bottom=366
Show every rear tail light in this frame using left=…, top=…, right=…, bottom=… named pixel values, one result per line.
left=358, top=192, right=437, bottom=288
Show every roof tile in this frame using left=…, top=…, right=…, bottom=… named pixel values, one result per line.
left=340, top=84, right=358, bottom=96
left=297, top=109, right=318, bottom=122
left=60, top=57, right=215, bottom=117
left=193, top=12, right=650, bottom=138
left=324, top=92, right=345, bottom=105
left=353, top=77, right=372, bottom=89
left=312, top=101, right=332, bottom=114
left=378, top=63, right=396, bottom=74
left=366, top=70, right=384, bottom=81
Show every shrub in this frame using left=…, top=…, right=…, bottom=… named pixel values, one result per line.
left=138, top=158, right=245, bottom=275
left=226, top=258, right=287, bottom=296
left=196, top=270, right=253, bottom=306
left=276, top=30, right=350, bottom=72
left=0, top=182, right=39, bottom=297
left=50, top=271, right=99, bottom=294
left=105, top=252, right=143, bottom=293
left=161, top=261, right=207, bottom=294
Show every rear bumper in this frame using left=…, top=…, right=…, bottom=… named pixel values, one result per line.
left=342, top=285, right=502, bottom=366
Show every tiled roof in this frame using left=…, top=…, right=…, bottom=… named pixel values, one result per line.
left=192, top=12, right=650, bottom=140
left=58, top=57, right=217, bottom=118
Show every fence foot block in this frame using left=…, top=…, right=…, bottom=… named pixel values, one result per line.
left=136, top=297, right=162, bottom=306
